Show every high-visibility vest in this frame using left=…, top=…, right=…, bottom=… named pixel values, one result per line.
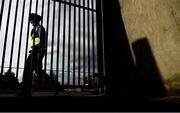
left=30, top=31, right=40, bottom=46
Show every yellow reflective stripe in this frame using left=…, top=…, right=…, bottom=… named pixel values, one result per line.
left=30, top=36, right=40, bottom=46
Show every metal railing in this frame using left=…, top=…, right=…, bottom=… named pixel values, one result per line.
left=0, top=0, right=104, bottom=93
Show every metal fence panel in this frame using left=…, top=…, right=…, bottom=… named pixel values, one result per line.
left=0, top=0, right=103, bottom=90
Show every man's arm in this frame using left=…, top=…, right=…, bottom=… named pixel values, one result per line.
left=37, top=26, right=46, bottom=50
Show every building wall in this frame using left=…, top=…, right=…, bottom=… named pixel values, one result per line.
left=119, top=0, right=180, bottom=95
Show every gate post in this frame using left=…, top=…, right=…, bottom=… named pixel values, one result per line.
left=96, top=0, right=105, bottom=94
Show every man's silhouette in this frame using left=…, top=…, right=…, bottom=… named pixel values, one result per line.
left=21, top=13, right=46, bottom=97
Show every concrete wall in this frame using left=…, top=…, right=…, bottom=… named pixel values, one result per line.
left=119, top=0, right=180, bottom=95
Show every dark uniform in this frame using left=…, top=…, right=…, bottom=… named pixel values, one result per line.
left=22, top=13, right=46, bottom=96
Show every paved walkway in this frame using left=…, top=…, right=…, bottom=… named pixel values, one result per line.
left=0, top=88, right=100, bottom=97
left=0, top=89, right=180, bottom=111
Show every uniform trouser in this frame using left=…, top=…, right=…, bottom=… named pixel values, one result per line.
left=22, top=50, right=44, bottom=96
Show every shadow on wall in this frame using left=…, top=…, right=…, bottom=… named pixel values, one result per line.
left=132, top=38, right=167, bottom=98
left=102, top=0, right=168, bottom=99
left=102, top=0, right=136, bottom=97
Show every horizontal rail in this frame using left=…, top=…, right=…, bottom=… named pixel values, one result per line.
left=52, top=0, right=96, bottom=12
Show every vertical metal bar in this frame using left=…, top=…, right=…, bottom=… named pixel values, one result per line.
left=0, top=0, right=5, bottom=30
left=96, top=0, right=104, bottom=93
left=83, top=0, right=86, bottom=86
left=28, top=0, right=38, bottom=89
left=91, top=0, right=95, bottom=85
left=0, top=13, right=1, bottom=30
left=16, top=0, right=27, bottom=78
left=1, top=0, right=13, bottom=75
left=78, top=0, right=81, bottom=86
left=56, top=1, right=61, bottom=90
left=67, top=0, right=71, bottom=86
left=87, top=0, right=90, bottom=86
left=23, top=0, right=32, bottom=78
left=16, top=0, right=26, bottom=78
left=62, top=0, right=67, bottom=85
left=40, top=0, right=45, bottom=71
left=73, top=0, right=76, bottom=86
left=50, top=0, right=56, bottom=87
left=44, top=0, right=51, bottom=74
left=9, top=0, right=19, bottom=72
left=41, top=0, right=44, bottom=25
left=38, top=0, right=45, bottom=86
left=35, top=0, right=38, bottom=14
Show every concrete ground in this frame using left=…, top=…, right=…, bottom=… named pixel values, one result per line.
left=0, top=89, right=180, bottom=112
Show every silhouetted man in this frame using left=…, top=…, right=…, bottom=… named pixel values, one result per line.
left=21, top=13, right=46, bottom=97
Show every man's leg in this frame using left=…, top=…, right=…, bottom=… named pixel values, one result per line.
left=36, top=53, right=44, bottom=88
left=21, top=54, right=33, bottom=97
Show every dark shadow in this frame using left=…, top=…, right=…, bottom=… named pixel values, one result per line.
left=132, top=38, right=167, bottom=98
left=102, top=0, right=167, bottom=100
left=101, top=0, right=136, bottom=98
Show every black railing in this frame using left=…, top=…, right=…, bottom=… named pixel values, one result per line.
left=0, top=0, right=104, bottom=93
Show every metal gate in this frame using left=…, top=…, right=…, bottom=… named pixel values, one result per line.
left=0, top=0, right=104, bottom=92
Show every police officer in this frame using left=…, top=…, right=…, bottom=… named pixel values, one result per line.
left=21, top=13, right=46, bottom=97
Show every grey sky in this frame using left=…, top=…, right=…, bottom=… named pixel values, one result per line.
left=0, top=0, right=98, bottom=85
